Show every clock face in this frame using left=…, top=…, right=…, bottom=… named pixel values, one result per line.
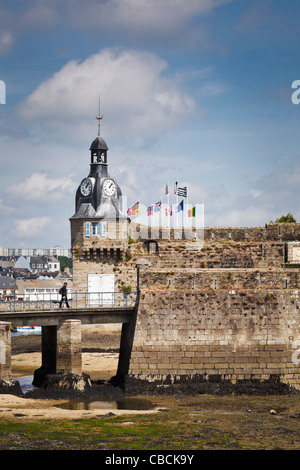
left=80, top=178, right=92, bottom=196
left=103, top=179, right=116, bottom=196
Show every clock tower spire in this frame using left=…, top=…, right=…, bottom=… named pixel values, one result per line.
left=71, top=112, right=125, bottom=219
left=96, top=97, right=103, bottom=138
left=70, top=113, right=129, bottom=292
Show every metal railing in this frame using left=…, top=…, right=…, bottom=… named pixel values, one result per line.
left=0, top=291, right=137, bottom=312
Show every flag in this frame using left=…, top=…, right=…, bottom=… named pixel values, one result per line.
left=188, top=207, right=196, bottom=217
left=154, top=200, right=162, bottom=212
left=165, top=184, right=169, bottom=196
left=147, top=205, right=153, bottom=216
left=177, top=186, right=187, bottom=198
left=174, top=182, right=178, bottom=194
left=127, top=201, right=139, bottom=216
left=177, top=200, right=184, bottom=212
left=165, top=206, right=173, bottom=216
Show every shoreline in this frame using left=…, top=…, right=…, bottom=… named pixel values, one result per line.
left=5, top=326, right=161, bottom=420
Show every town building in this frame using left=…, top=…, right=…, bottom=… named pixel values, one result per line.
left=14, top=255, right=60, bottom=274
left=0, top=247, right=71, bottom=257
left=16, top=278, right=72, bottom=302
left=0, top=276, right=18, bottom=301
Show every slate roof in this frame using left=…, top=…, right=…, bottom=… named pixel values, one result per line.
left=0, top=275, right=18, bottom=289
left=89, top=136, right=108, bottom=151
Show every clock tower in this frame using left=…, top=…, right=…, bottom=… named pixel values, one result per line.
left=70, top=114, right=129, bottom=293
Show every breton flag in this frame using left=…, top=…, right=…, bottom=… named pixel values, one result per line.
left=188, top=207, right=196, bottom=217
left=177, top=186, right=187, bottom=198
left=127, top=201, right=139, bottom=216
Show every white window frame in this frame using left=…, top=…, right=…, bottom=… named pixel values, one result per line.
left=101, top=221, right=107, bottom=237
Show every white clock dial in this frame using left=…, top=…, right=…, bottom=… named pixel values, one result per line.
left=80, top=178, right=92, bottom=196
left=103, top=179, right=116, bottom=196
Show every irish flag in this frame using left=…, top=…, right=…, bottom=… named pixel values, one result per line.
left=188, top=207, right=196, bottom=217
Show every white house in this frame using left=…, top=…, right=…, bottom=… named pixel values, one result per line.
left=16, top=279, right=72, bottom=302
left=14, top=255, right=60, bottom=273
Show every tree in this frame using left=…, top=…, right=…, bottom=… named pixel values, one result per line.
left=58, top=256, right=73, bottom=271
left=271, top=213, right=296, bottom=223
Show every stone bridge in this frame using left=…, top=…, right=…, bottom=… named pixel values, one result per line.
left=0, top=292, right=139, bottom=389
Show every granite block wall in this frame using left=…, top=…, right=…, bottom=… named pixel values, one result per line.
left=70, top=218, right=300, bottom=390
left=129, top=288, right=300, bottom=389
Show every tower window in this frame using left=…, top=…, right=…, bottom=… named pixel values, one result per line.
left=101, top=222, right=107, bottom=237
left=92, top=222, right=98, bottom=236
left=85, top=222, right=91, bottom=237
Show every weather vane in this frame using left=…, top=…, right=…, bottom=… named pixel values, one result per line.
left=96, top=97, right=103, bottom=137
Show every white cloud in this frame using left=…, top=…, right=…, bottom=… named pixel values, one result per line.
left=249, top=189, right=263, bottom=198
left=0, top=31, right=14, bottom=55
left=211, top=205, right=272, bottom=227
left=0, top=0, right=234, bottom=60
left=14, top=217, right=50, bottom=238
left=16, top=48, right=195, bottom=143
left=206, top=157, right=300, bottom=227
left=86, top=0, right=232, bottom=34
left=18, top=3, right=58, bottom=30
left=0, top=198, right=15, bottom=214
left=58, top=0, right=233, bottom=42
left=199, top=81, right=232, bottom=97
left=7, top=172, right=76, bottom=202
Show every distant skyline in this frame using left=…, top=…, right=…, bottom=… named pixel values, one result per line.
left=1, top=0, right=300, bottom=247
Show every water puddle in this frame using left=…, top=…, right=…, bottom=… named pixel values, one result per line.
left=12, top=327, right=41, bottom=336
left=15, top=375, right=37, bottom=394
left=55, top=397, right=155, bottom=411
left=15, top=375, right=156, bottom=411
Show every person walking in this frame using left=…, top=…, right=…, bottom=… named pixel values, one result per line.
left=59, top=282, right=70, bottom=308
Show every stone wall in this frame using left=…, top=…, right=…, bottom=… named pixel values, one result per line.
left=129, top=222, right=300, bottom=243
left=70, top=218, right=300, bottom=391
left=125, top=225, right=300, bottom=391
left=128, top=287, right=300, bottom=390
left=140, top=268, right=300, bottom=290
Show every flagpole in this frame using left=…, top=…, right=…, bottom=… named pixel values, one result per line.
left=186, top=189, right=188, bottom=230
left=176, top=185, right=178, bottom=228
left=137, top=202, right=140, bottom=225
left=167, top=181, right=170, bottom=229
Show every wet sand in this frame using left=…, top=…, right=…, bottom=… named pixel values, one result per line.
left=6, top=326, right=300, bottom=431
left=5, top=325, right=146, bottom=420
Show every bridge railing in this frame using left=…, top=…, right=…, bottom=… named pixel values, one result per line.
left=0, top=291, right=137, bottom=312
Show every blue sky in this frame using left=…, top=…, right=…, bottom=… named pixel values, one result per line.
left=0, top=0, right=300, bottom=248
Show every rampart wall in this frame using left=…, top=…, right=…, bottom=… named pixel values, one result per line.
left=126, top=224, right=300, bottom=393
left=128, top=286, right=300, bottom=392
left=70, top=220, right=300, bottom=392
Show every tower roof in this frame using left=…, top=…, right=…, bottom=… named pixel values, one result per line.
left=89, top=135, right=108, bottom=151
